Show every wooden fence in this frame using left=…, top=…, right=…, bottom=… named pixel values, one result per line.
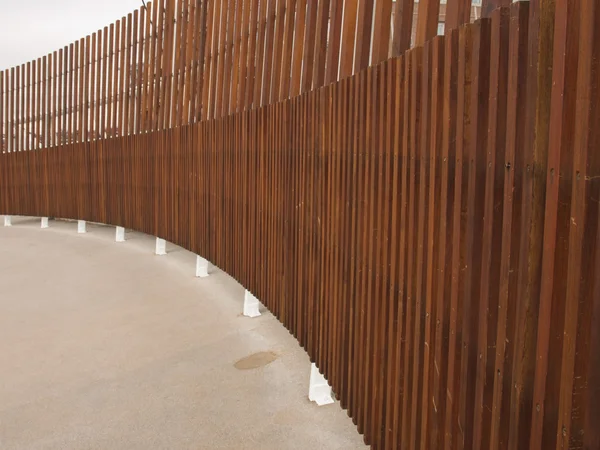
left=0, top=0, right=490, bottom=151
left=1, top=0, right=600, bottom=449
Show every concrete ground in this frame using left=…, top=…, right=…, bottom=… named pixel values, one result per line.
left=0, top=216, right=366, bottom=450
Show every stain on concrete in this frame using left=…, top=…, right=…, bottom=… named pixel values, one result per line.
left=234, top=351, right=278, bottom=370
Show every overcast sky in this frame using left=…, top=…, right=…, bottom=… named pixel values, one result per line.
left=0, top=0, right=142, bottom=70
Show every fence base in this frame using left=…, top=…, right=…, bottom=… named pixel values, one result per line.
left=116, top=226, right=125, bottom=242
left=308, top=363, right=334, bottom=406
left=155, top=238, right=167, bottom=256
left=243, top=290, right=261, bottom=317
left=196, top=256, right=209, bottom=278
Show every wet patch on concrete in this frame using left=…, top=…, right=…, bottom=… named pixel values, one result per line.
left=234, top=351, right=278, bottom=370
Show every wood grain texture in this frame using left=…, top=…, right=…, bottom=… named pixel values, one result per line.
left=1, top=2, right=596, bottom=450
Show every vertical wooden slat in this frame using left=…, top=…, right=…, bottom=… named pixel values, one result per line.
left=130, top=12, right=139, bottom=134
left=554, top=0, right=599, bottom=447
left=84, top=35, right=91, bottom=141
left=429, top=27, right=457, bottom=450
left=222, top=0, right=238, bottom=113
left=95, top=30, right=102, bottom=139
left=150, top=0, right=163, bottom=129
left=419, top=34, right=444, bottom=450
left=78, top=38, right=86, bottom=142
left=26, top=63, right=31, bottom=150
left=207, top=0, right=223, bottom=118
left=299, top=0, right=317, bottom=93
left=41, top=56, right=48, bottom=149
left=578, top=4, right=600, bottom=449
left=354, top=0, right=375, bottom=72
left=324, top=0, right=343, bottom=84
left=472, top=8, right=509, bottom=450
left=171, top=0, right=184, bottom=126
left=289, top=0, right=306, bottom=97
left=72, top=42, right=79, bottom=143
left=400, top=48, right=421, bottom=449
left=277, top=0, right=296, bottom=100
left=56, top=52, right=62, bottom=146
left=446, top=0, right=473, bottom=31
left=510, top=0, right=555, bottom=446
left=106, top=27, right=115, bottom=138
left=39, top=57, right=45, bottom=148
left=415, top=0, right=442, bottom=46
left=182, top=0, right=195, bottom=123
left=457, top=18, right=491, bottom=450
left=201, top=0, right=216, bottom=119
left=527, top=0, right=579, bottom=447
left=252, top=0, right=269, bottom=107
left=482, top=0, right=512, bottom=18
left=444, top=21, right=472, bottom=450
left=392, top=0, right=415, bottom=57
left=490, top=4, right=529, bottom=449
left=90, top=33, right=97, bottom=139
left=261, top=0, right=277, bottom=103
left=68, top=44, right=74, bottom=143
left=339, top=0, right=358, bottom=80
left=267, top=0, right=286, bottom=103
left=160, top=1, right=173, bottom=130
left=9, top=68, right=14, bottom=151
left=100, top=26, right=108, bottom=139
left=372, top=0, right=394, bottom=64
left=234, top=0, right=251, bottom=110
left=141, top=2, right=153, bottom=131
left=16, top=65, right=21, bottom=151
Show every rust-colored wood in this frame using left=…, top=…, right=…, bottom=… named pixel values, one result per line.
left=490, top=4, right=529, bottom=449
left=324, top=0, right=343, bottom=85
left=260, top=0, right=277, bottom=104
left=354, top=0, right=375, bottom=72
left=289, top=0, right=306, bottom=97
left=338, top=0, right=357, bottom=80
left=372, top=0, right=393, bottom=64
left=277, top=0, right=295, bottom=100
left=472, top=9, right=509, bottom=450
left=415, top=0, right=441, bottom=46
left=392, top=0, right=415, bottom=57
left=419, top=35, right=444, bottom=450
left=130, top=11, right=139, bottom=134
left=101, top=26, right=109, bottom=138
left=511, top=0, right=555, bottom=446
left=230, top=0, right=245, bottom=112
left=2, top=3, right=597, bottom=450
left=299, top=0, right=317, bottom=93
left=446, top=0, right=472, bottom=31
left=84, top=35, right=91, bottom=141
left=95, top=30, right=102, bottom=139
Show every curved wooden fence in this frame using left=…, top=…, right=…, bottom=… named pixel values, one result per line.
left=1, top=0, right=600, bottom=449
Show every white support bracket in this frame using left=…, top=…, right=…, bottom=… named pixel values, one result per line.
left=116, top=226, right=125, bottom=242
left=3, top=215, right=12, bottom=227
left=77, top=220, right=87, bottom=234
left=308, top=363, right=334, bottom=406
left=243, top=290, right=261, bottom=318
left=155, top=237, right=167, bottom=256
left=195, top=256, right=209, bottom=278
left=41, top=217, right=49, bottom=229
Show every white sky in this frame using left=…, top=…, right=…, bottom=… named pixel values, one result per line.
left=0, top=0, right=143, bottom=70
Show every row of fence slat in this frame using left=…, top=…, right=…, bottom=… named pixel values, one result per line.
left=2, top=0, right=600, bottom=449
left=2, top=2, right=600, bottom=448
left=1, top=0, right=491, bottom=152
